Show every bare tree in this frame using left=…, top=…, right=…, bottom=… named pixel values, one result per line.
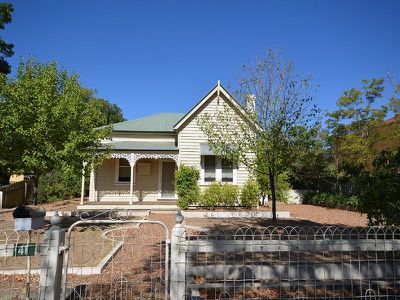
left=198, top=50, right=319, bottom=222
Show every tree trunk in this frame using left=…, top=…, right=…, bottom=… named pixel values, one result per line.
left=269, top=168, right=277, bottom=223
left=32, top=172, right=39, bottom=206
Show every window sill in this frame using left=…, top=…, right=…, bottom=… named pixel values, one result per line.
left=200, top=181, right=236, bottom=185
left=114, top=182, right=131, bottom=185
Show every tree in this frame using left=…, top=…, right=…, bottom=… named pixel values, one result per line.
left=91, top=98, right=125, bottom=125
left=290, top=126, right=331, bottom=191
left=198, top=50, right=319, bottom=222
left=326, top=79, right=400, bottom=182
left=0, top=58, right=111, bottom=204
left=0, top=3, right=14, bottom=74
left=361, top=148, right=400, bottom=226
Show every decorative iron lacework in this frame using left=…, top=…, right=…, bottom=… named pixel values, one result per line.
left=110, top=152, right=179, bottom=166
left=79, top=208, right=130, bottom=220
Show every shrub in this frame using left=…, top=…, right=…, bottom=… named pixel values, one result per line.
left=38, top=169, right=85, bottom=202
left=240, top=179, right=260, bottom=208
left=175, top=165, right=200, bottom=210
left=302, top=193, right=361, bottom=210
left=360, top=149, right=400, bottom=226
left=199, top=182, right=223, bottom=208
left=257, top=171, right=291, bottom=203
left=198, top=181, right=239, bottom=208
left=221, top=184, right=239, bottom=207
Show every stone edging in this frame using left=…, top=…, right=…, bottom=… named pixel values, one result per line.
left=182, top=211, right=290, bottom=219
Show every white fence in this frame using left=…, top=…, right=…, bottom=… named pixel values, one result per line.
left=171, top=220, right=400, bottom=299
left=1, top=212, right=400, bottom=299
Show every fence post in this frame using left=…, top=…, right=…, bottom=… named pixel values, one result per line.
left=0, top=190, right=3, bottom=208
left=170, top=211, right=186, bottom=300
left=39, top=212, right=65, bottom=300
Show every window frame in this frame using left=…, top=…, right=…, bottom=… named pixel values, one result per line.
left=221, top=158, right=234, bottom=183
left=115, top=158, right=133, bottom=185
left=201, top=155, right=237, bottom=184
left=204, top=155, right=216, bottom=182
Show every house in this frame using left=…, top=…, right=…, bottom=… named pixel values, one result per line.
left=84, top=82, right=251, bottom=206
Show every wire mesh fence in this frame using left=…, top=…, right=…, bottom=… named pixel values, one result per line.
left=0, top=228, right=47, bottom=300
left=2, top=217, right=400, bottom=300
left=181, top=226, right=400, bottom=299
left=62, top=221, right=169, bottom=300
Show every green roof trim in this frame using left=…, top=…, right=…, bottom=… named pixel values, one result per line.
left=106, top=141, right=178, bottom=151
left=112, top=113, right=185, bottom=132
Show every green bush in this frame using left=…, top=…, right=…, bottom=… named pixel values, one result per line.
left=302, top=193, right=361, bottom=210
left=38, top=169, right=85, bottom=202
left=240, top=179, right=260, bottom=208
left=199, top=182, right=223, bottom=208
left=198, top=181, right=239, bottom=208
left=360, top=149, right=400, bottom=226
left=221, top=184, right=239, bottom=206
left=175, top=165, right=200, bottom=210
left=257, top=172, right=291, bottom=203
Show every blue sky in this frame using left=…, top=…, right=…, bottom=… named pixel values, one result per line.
left=4, top=0, right=400, bottom=120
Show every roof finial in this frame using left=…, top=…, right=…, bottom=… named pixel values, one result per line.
left=217, top=80, right=221, bottom=97
left=217, top=80, right=221, bottom=86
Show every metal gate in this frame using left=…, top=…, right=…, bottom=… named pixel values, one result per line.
left=61, top=213, right=170, bottom=300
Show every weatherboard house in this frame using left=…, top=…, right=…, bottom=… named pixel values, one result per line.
left=85, top=82, right=251, bottom=207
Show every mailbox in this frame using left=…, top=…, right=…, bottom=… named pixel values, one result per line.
left=13, top=205, right=46, bottom=231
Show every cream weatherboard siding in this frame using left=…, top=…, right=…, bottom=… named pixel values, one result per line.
left=177, top=92, right=250, bottom=187
left=95, top=158, right=160, bottom=202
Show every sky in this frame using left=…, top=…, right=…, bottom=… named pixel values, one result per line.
left=3, top=0, right=400, bottom=121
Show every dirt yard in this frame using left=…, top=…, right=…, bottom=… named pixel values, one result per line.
left=0, top=199, right=369, bottom=231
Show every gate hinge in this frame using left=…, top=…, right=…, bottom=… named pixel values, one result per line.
left=59, top=245, right=69, bottom=254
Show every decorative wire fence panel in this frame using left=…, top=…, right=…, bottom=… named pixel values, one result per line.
left=64, top=222, right=168, bottom=300
left=182, top=226, right=400, bottom=300
left=0, top=228, right=47, bottom=300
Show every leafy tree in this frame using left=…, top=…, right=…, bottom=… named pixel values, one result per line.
left=326, top=79, right=400, bottom=188
left=290, top=127, right=331, bottom=191
left=361, top=148, right=400, bottom=226
left=0, top=3, right=14, bottom=74
left=92, top=98, right=125, bottom=125
left=0, top=58, right=111, bottom=204
left=198, top=50, right=319, bottom=222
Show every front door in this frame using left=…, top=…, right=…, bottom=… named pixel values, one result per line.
left=161, top=161, right=176, bottom=198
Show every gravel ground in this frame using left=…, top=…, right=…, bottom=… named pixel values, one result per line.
left=150, top=202, right=368, bottom=230
left=0, top=199, right=369, bottom=231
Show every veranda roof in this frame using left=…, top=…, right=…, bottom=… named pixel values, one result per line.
left=107, top=141, right=178, bottom=151
left=112, top=112, right=185, bottom=132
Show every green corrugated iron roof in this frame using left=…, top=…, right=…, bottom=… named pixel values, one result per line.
left=107, top=141, right=178, bottom=151
left=112, top=113, right=185, bottom=132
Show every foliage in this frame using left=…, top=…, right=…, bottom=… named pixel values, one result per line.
left=0, top=58, right=111, bottom=203
left=360, top=148, right=400, bottom=226
left=326, top=79, right=400, bottom=177
left=0, top=3, right=14, bottom=74
left=220, top=183, right=239, bottom=207
left=199, top=181, right=239, bottom=208
left=197, top=49, right=319, bottom=221
left=91, top=98, right=125, bottom=125
left=175, top=165, right=200, bottom=209
left=290, top=126, right=331, bottom=190
left=303, top=193, right=361, bottom=211
left=38, top=170, right=88, bottom=202
left=240, top=179, right=260, bottom=208
left=257, top=171, right=291, bottom=203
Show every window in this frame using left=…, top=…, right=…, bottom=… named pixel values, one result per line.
left=204, top=155, right=216, bottom=182
left=201, top=155, right=235, bottom=183
left=221, top=158, right=233, bottom=182
left=118, top=159, right=131, bottom=183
